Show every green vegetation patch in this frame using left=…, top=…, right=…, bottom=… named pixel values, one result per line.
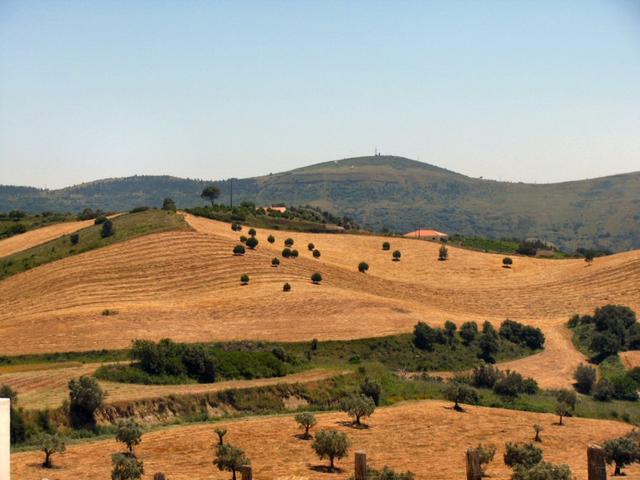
left=0, top=210, right=77, bottom=240
left=0, top=209, right=189, bottom=279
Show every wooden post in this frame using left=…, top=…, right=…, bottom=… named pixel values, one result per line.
left=239, top=466, right=253, bottom=480
left=355, top=451, right=367, bottom=480
left=587, top=444, right=607, bottom=480
left=466, top=448, right=482, bottom=480
left=153, top=474, right=166, bottom=480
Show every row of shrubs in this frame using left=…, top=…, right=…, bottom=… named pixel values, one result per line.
left=95, top=339, right=297, bottom=385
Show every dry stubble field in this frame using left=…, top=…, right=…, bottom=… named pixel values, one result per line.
left=11, top=399, right=638, bottom=480
left=1, top=214, right=639, bottom=389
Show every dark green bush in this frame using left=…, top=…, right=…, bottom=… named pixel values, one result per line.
left=499, top=320, right=545, bottom=350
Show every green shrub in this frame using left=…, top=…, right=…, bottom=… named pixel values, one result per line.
left=307, top=243, right=315, bottom=251
left=504, top=442, right=543, bottom=470
left=459, top=321, right=478, bottom=345
left=573, top=364, right=597, bottom=394
left=162, top=198, right=176, bottom=211
left=477, top=443, right=497, bottom=476
left=116, top=419, right=143, bottom=454
left=94, top=215, right=108, bottom=225
left=111, top=453, right=144, bottom=480
left=68, top=376, right=106, bottom=429
left=283, top=283, right=291, bottom=292
left=282, top=247, right=292, bottom=258
left=603, top=436, right=640, bottom=476
left=341, top=394, right=376, bottom=426
left=593, top=378, right=614, bottom=401
left=438, top=245, right=448, bottom=261
left=311, top=272, right=322, bottom=284
left=284, top=238, right=294, bottom=247
left=248, top=228, right=256, bottom=237
left=358, top=262, right=369, bottom=273
left=382, top=241, right=390, bottom=251
left=70, top=233, right=80, bottom=245
left=240, top=274, right=250, bottom=285
left=392, top=250, right=401, bottom=261
left=233, top=245, right=245, bottom=256
left=444, top=382, right=479, bottom=411
left=101, top=219, right=114, bottom=238
left=294, top=412, right=317, bottom=439
left=499, top=320, right=545, bottom=350
left=511, top=461, right=572, bottom=480
left=502, top=257, right=513, bottom=267
left=267, top=234, right=275, bottom=243
left=246, top=237, right=258, bottom=249
left=271, top=257, right=280, bottom=267
left=239, top=235, right=248, bottom=243
left=313, top=249, right=321, bottom=258
left=214, top=443, right=250, bottom=479
left=290, top=249, right=299, bottom=258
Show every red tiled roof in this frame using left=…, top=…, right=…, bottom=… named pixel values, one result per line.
left=404, top=229, right=448, bottom=238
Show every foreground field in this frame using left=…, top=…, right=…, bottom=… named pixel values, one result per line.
left=1, top=214, right=638, bottom=388
left=11, top=400, right=635, bottom=479
left=0, top=218, right=95, bottom=258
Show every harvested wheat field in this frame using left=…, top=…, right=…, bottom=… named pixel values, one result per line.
left=0, top=218, right=96, bottom=258
left=0, top=364, right=338, bottom=410
left=11, top=400, right=637, bottom=480
left=1, top=214, right=638, bottom=387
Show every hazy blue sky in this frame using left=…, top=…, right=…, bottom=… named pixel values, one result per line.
left=1, top=1, right=639, bottom=188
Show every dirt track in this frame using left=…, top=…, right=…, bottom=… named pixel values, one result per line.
left=11, top=399, right=636, bottom=480
left=1, top=214, right=638, bottom=389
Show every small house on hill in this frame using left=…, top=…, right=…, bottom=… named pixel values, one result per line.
left=259, top=205, right=287, bottom=214
left=404, top=229, right=449, bottom=241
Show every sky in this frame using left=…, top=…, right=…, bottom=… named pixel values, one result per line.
left=0, top=1, right=639, bottom=189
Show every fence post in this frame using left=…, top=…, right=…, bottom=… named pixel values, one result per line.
left=239, top=466, right=253, bottom=480
left=587, top=444, right=607, bottom=480
left=355, top=451, right=367, bottom=480
left=466, top=448, right=482, bottom=480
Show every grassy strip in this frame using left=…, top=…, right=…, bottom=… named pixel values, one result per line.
left=0, top=212, right=77, bottom=240
left=0, top=209, right=189, bottom=279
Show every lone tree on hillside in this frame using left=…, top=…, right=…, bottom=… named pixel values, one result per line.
left=533, top=424, right=543, bottom=443
left=240, top=274, right=250, bottom=286
left=358, top=262, right=369, bottom=273
left=246, top=236, right=258, bottom=249
left=162, top=197, right=176, bottom=211
left=271, top=257, right=280, bottom=267
left=201, top=186, right=220, bottom=207
left=294, top=412, right=317, bottom=439
left=112, top=453, right=144, bottom=480
left=68, top=375, right=106, bottom=429
left=584, top=251, right=595, bottom=265
left=214, top=427, right=227, bottom=445
left=382, top=241, right=390, bottom=251
left=308, top=243, right=315, bottom=251
left=290, top=249, right=299, bottom=258
left=311, top=272, right=323, bottom=284
left=233, top=245, right=245, bottom=256
left=248, top=228, right=256, bottom=237
left=392, top=250, right=401, bottom=261
left=267, top=234, right=275, bottom=243
left=284, top=238, right=294, bottom=247
left=444, top=382, right=479, bottom=412
left=70, top=232, right=80, bottom=245
left=38, top=433, right=66, bottom=468
left=283, top=282, right=291, bottom=292
left=573, top=364, right=596, bottom=394
left=312, top=429, right=350, bottom=471
left=214, top=443, right=250, bottom=480
left=231, top=223, right=242, bottom=232
left=604, top=436, right=640, bottom=476
left=101, top=219, right=115, bottom=238
left=342, top=394, right=376, bottom=426
left=313, top=249, right=321, bottom=258
left=554, top=389, right=577, bottom=425
left=503, top=257, right=513, bottom=268
left=116, top=419, right=143, bottom=454
left=438, top=245, right=448, bottom=261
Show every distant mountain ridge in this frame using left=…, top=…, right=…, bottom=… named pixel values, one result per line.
left=1, top=155, right=639, bottom=252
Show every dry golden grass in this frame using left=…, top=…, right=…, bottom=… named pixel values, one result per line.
left=0, top=214, right=638, bottom=389
left=0, top=219, right=96, bottom=258
left=620, top=351, right=640, bottom=370
left=0, top=363, right=337, bottom=410
left=11, top=399, right=637, bottom=480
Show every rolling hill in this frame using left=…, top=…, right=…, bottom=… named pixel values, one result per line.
left=1, top=155, right=639, bottom=251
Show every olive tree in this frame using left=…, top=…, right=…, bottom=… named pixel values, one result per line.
left=311, top=272, right=322, bottom=284
left=116, top=419, right=143, bottom=454
left=246, top=236, right=258, bottom=249
left=240, top=274, right=250, bottom=285
left=68, top=375, right=106, bottom=429
left=358, top=262, right=369, bottom=273
left=283, top=282, right=291, bottom=292
left=267, top=234, right=275, bottom=243
left=392, top=250, right=401, bottom=261
left=533, top=424, right=543, bottom=443
left=214, top=427, right=227, bottom=445
left=503, top=257, right=513, bottom=268
left=313, top=249, right=321, bottom=258
left=307, top=243, right=315, bottom=251
left=233, top=244, right=245, bottom=256
left=271, top=257, right=280, bottom=267
left=214, top=443, right=250, bottom=480
left=342, top=394, right=376, bottom=426
left=38, top=432, right=66, bottom=468
left=503, top=442, right=543, bottom=470
left=444, top=382, right=479, bottom=412
left=554, top=389, right=577, bottom=425
left=312, top=429, right=350, bottom=471
left=438, top=245, right=448, bottom=261
left=573, top=364, right=596, bottom=394
left=382, top=241, right=390, bottom=251
left=294, top=412, right=317, bottom=439
left=603, top=436, right=640, bottom=476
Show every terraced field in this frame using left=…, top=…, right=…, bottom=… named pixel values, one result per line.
left=0, top=214, right=638, bottom=388
left=11, top=399, right=635, bottom=480
left=0, top=218, right=95, bottom=258
left=0, top=363, right=338, bottom=410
